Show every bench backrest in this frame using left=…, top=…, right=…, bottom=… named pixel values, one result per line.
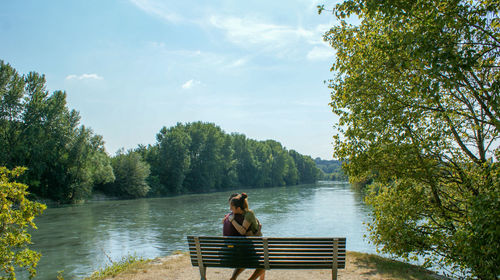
left=187, top=236, right=346, bottom=270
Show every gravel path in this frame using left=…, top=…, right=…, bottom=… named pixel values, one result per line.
left=103, top=252, right=449, bottom=280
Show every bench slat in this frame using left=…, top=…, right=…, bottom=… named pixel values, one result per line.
left=191, top=261, right=346, bottom=269
left=192, top=258, right=347, bottom=263
left=188, top=237, right=346, bottom=244
left=188, top=239, right=346, bottom=245
left=188, top=236, right=346, bottom=241
left=189, top=251, right=347, bottom=256
left=192, top=260, right=347, bottom=265
left=188, top=246, right=346, bottom=254
left=187, top=248, right=346, bottom=257
left=192, top=257, right=347, bottom=263
left=188, top=242, right=346, bottom=249
left=190, top=247, right=345, bottom=253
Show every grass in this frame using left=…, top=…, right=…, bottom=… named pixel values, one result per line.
left=347, top=251, right=446, bottom=279
left=83, top=255, right=151, bottom=280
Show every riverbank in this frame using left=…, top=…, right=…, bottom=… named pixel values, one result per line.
left=84, top=251, right=450, bottom=280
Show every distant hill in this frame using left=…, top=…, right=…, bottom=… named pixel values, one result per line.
left=314, top=158, right=348, bottom=181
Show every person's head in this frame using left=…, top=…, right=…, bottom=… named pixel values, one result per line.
left=228, top=193, right=239, bottom=202
left=228, top=193, right=240, bottom=213
left=230, top=193, right=249, bottom=214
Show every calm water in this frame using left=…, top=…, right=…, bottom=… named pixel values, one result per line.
left=27, top=182, right=376, bottom=279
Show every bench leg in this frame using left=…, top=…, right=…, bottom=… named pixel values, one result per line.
left=199, top=266, right=207, bottom=280
left=332, top=267, right=338, bottom=280
left=332, top=238, right=338, bottom=280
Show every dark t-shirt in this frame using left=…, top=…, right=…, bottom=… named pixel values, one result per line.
left=223, top=213, right=244, bottom=236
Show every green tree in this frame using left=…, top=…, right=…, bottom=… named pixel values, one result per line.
left=183, top=122, right=228, bottom=192
left=251, top=140, right=273, bottom=187
left=321, top=0, right=499, bottom=278
left=291, top=151, right=321, bottom=183
left=283, top=153, right=299, bottom=185
left=264, top=140, right=286, bottom=187
left=63, top=127, right=115, bottom=202
left=157, top=124, right=191, bottom=194
left=220, top=134, right=238, bottom=188
left=231, top=133, right=257, bottom=187
left=0, top=167, right=46, bottom=279
left=104, top=150, right=151, bottom=198
left=314, top=158, right=348, bottom=181
left=135, top=144, right=162, bottom=196
left=0, top=62, right=24, bottom=166
left=0, top=61, right=114, bottom=203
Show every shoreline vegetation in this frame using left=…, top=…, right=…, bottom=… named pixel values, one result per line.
left=36, top=181, right=351, bottom=208
left=81, top=251, right=450, bottom=280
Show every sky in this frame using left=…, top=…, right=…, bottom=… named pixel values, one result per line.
left=0, top=0, right=342, bottom=160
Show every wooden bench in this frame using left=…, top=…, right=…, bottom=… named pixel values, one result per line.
left=187, top=236, right=346, bottom=280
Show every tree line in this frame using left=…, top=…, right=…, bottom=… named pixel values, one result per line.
left=314, top=158, right=347, bottom=181
left=0, top=60, right=322, bottom=204
left=101, top=122, right=322, bottom=198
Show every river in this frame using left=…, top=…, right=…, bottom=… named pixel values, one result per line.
left=26, top=182, right=376, bottom=280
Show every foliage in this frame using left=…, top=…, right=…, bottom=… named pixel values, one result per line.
left=101, top=150, right=150, bottom=198
left=288, top=150, right=322, bottom=183
left=0, top=61, right=114, bottom=203
left=181, top=122, right=228, bottom=193
left=83, top=255, right=148, bottom=280
left=314, top=158, right=348, bottom=181
left=0, top=167, right=46, bottom=279
left=138, top=122, right=322, bottom=195
left=321, top=0, right=499, bottom=278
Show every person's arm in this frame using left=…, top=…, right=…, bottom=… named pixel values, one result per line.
left=229, top=216, right=251, bottom=235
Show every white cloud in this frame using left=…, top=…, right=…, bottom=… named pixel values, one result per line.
left=65, top=74, right=104, bottom=80
left=306, top=45, right=336, bottom=61
left=228, top=58, right=248, bottom=68
left=129, top=0, right=184, bottom=23
left=145, top=41, right=250, bottom=70
left=182, top=79, right=200, bottom=89
left=208, top=16, right=338, bottom=61
left=209, top=16, right=315, bottom=51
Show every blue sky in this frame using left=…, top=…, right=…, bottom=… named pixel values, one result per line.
left=1, top=0, right=341, bottom=159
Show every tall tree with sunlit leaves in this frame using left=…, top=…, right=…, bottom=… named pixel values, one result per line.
left=0, top=167, right=46, bottom=279
left=0, top=61, right=115, bottom=203
left=320, top=0, right=499, bottom=278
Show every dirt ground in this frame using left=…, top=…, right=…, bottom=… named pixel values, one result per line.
left=104, top=252, right=449, bottom=280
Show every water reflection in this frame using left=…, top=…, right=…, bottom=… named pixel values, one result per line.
left=27, top=182, right=375, bottom=280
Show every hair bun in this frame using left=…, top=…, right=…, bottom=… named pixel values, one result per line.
left=241, top=193, right=248, bottom=199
